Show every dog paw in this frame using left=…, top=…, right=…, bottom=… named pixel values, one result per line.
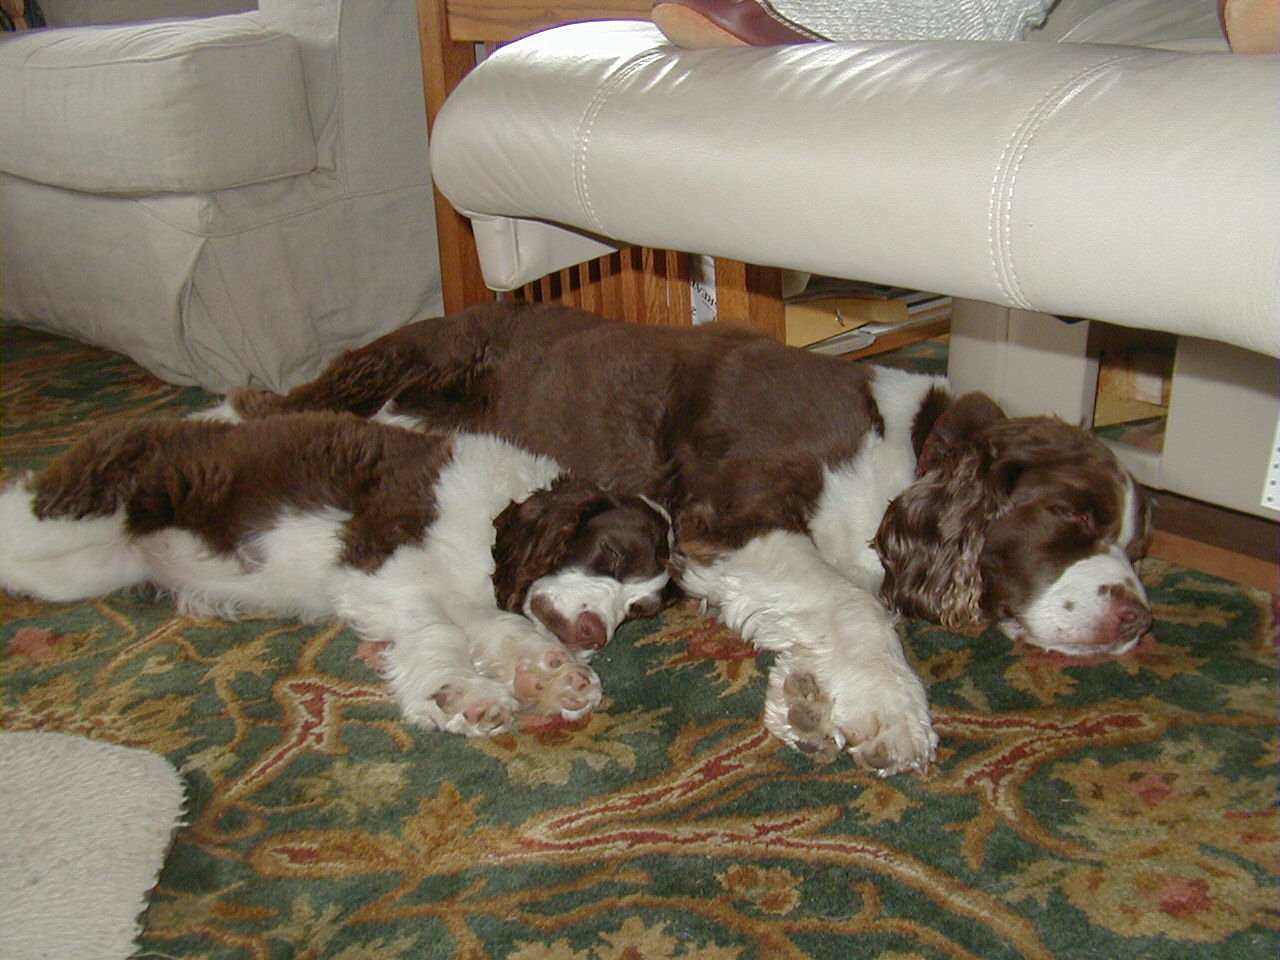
left=429, top=680, right=518, bottom=736
left=511, top=647, right=602, bottom=721
left=765, top=660, right=937, bottom=776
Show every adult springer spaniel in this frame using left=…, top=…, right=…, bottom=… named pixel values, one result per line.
left=0, top=412, right=672, bottom=735
left=222, top=303, right=1154, bottom=774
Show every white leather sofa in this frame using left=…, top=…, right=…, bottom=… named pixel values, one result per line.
left=0, top=0, right=442, bottom=392
left=426, top=0, right=1279, bottom=518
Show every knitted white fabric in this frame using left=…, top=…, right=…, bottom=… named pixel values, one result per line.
left=0, top=732, right=187, bottom=960
left=763, top=0, right=1055, bottom=40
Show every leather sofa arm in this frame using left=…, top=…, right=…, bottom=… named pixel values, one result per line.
left=430, top=21, right=1279, bottom=357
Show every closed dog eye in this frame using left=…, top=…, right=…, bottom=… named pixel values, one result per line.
left=626, top=594, right=664, bottom=619
left=1049, top=504, right=1100, bottom=536
left=589, top=539, right=624, bottom=576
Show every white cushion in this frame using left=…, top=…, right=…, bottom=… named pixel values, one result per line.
left=0, top=14, right=317, bottom=193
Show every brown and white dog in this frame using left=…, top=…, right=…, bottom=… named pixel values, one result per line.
left=214, top=302, right=1153, bottom=773
left=0, top=412, right=672, bottom=735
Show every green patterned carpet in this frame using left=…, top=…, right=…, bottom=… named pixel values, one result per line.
left=2, top=324, right=1277, bottom=959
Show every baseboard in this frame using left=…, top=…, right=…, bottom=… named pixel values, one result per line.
left=1147, top=529, right=1278, bottom=593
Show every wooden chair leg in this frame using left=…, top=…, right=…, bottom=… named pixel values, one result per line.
left=508, top=247, right=787, bottom=341
left=714, top=258, right=786, bottom=341
left=417, top=0, right=493, bottom=313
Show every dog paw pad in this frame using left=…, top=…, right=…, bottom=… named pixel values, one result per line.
left=430, top=683, right=516, bottom=736
left=512, top=651, right=602, bottom=721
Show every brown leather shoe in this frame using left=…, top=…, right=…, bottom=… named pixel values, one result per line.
left=651, top=0, right=828, bottom=47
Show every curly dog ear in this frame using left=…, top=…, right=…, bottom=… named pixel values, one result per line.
left=874, top=394, right=1011, bottom=630
left=491, top=477, right=606, bottom=611
left=875, top=443, right=1010, bottom=630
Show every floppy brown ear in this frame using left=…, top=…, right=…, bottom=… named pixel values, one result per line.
left=491, top=477, right=603, bottom=611
left=915, top=392, right=1003, bottom=473
left=874, top=400, right=1011, bottom=630
left=874, top=448, right=1007, bottom=629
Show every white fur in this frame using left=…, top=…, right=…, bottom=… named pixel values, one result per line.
left=188, top=399, right=242, bottom=423
left=1003, top=547, right=1147, bottom=655
left=145, top=508, right=350, bottom=621
left=808, top=370, right=946, bottom=594
left=371, top=403, right=431, bottom=431
left=0, top=434, right=624, bottom=736
left=0, top=483, right=148, bottom=600
left=1117, top=472, right=1142, bottom=549
left=678, top=530, right=937, bottom=775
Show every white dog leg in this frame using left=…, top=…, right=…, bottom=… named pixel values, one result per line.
left=381, top=623, right=520, bottom=736
left=679, top=530, right=937, bottom=775
left=336, top=568, right=519, bottom=736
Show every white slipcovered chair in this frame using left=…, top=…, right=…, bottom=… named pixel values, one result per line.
left=0, top=0, right=441, bottom=391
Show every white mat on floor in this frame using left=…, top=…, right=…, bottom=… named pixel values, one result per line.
left=0, top=731, right=186, bottom=960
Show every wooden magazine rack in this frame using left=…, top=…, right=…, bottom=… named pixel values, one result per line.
left=414, top=0, right=787, bottom=339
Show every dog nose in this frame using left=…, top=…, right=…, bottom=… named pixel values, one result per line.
left=1113, top=591, right=1153, bottom=643
left=573, top=611, right=608, bottom=651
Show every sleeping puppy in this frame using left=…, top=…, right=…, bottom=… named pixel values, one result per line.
left=0, top=412, right=672, bottom=735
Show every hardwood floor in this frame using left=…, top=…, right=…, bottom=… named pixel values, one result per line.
left=1147, top=490, right=1278, bottom=593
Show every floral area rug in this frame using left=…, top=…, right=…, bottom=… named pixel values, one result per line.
left=2, top=324, right=1277, bottom=960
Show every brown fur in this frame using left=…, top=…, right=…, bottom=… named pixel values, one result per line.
left=32, top=413, right=453, bottom=572
left=233, top=302, right=886, bottom=550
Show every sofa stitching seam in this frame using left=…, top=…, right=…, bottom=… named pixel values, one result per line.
left=575, top=51, right=666, bottom=234
left=988, top=51, right=1144, bottom=309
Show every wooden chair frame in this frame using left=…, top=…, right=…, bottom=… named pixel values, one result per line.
left=414, top=0, right=787, bottom=339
